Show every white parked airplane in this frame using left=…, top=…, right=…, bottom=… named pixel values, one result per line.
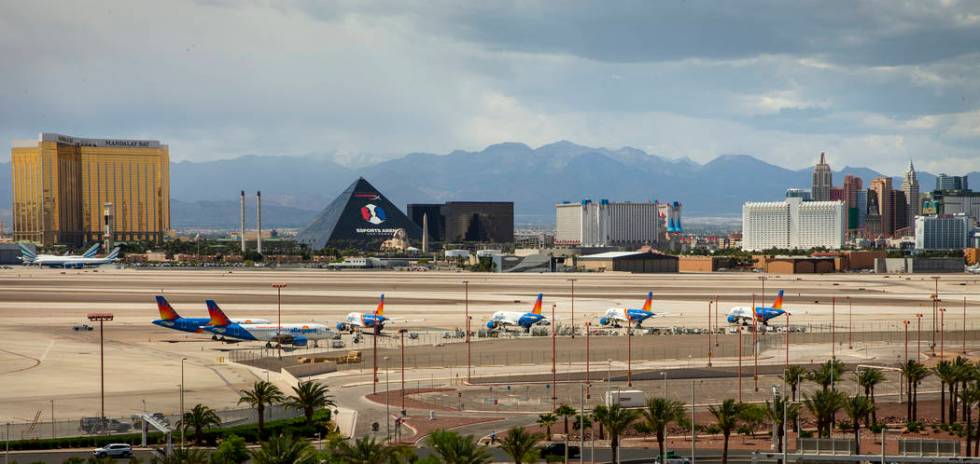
left=485, top=293, right=549, bottom=332
left=598, top=291, right=664, bottom=328
left=336, top=294, right=390, bottom=334
left=20, top=244, right=121, bottom=268
left=203, top=300, right=334, bottom=347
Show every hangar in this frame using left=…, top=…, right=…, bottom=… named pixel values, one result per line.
left=575, top=250, right=679, bottom=273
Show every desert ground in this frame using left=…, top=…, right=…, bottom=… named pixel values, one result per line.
left=0, top=267, right=978, bottom=433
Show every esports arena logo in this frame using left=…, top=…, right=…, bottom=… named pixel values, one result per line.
left=360, top=204, right=387, bottom=225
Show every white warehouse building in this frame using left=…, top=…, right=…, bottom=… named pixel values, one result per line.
left=555, top=200, right=662, bottom=247
left=742, top=197, right=845, bottom=251
left=914, top=214, right=971, bottom=250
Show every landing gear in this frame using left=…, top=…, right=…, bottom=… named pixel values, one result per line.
left=265, top=341, right=273, bottom=349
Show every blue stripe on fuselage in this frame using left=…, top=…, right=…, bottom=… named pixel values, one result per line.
left=204, top=324, right=258, bottom=341
left=626, top=309, right=654, bottom=322
left=754, top=307, right=785, bottom=322
left=517, top=313, right=544, bottom=329
left=152, top=317, right=210, bottom=333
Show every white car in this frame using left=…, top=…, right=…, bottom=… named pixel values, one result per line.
left=94, top=443, right=133, bottom=458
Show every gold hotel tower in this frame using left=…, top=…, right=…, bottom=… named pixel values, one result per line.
left=11, top=133, right=170, bottom=246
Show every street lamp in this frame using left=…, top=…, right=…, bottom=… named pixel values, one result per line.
left=399, top=329, right=407, bottom=415
left=661, top=371, right=668, bottom=398
left=87, top=312, right=114, bottom=434
left=384, top=356, right=391, bottom=443
left=272, top=283, right=287, bottom=359
left=463, top=280, right=471, bottom=382
left=939, top=307, right=946, bottom=361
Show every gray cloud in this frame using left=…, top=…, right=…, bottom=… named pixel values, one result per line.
left=0, top=0, right=977, bottom=176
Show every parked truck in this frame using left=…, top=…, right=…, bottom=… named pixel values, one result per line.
left=604, top=390, right=646, bottom=408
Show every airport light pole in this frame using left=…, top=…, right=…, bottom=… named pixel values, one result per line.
left=831, top=297, right=836, bottom=360
left=915, top=314, right=923, bottom=362
left=939, top=307, right=946, bottom=361
left=784, top=312, right=790, bottom=370
left=384, top=356, right=390, bottom=443
left=737, top=325, right=743, bottom=403
left=752, top=294, right=758, bottom=392
left=931, top=276, right=940, bottom=352
left=903, top=320, right=909, bottom=365
left=626, top=315, right=633, bottom=388
left=848, top=296, right=853, bottom=350
left=963, top=297, right=968, bottom=355
left=552, top=304, right=558, bottom=410
left=272, top=283, right=287, bottom=359
left=568, top=278, right=577, bottom=339
left=399, top=329, right=407, bottom=415
left=373, top=324, right=379, bottom=394
left=87, top=312, right=113, bottom=434
left=715, top=295, right=720, bottom=347
left=707, top=301, right=712, bottom=367
left=180, top=357, right=187, bottom=450
left=585, top=320, right=591, bottom=399
left=463, top=280, right=471, bottom=382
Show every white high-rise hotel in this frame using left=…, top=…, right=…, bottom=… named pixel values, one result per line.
left=742, top=197, right=846, bottom=251
left=555, top=200, right=663, bottom=247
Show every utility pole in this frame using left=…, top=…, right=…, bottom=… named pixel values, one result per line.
left=785, top=312, right=790, bottom=370
left=848, top=296, right=853, bottom=350
left=627, top=315, right=633, bottom=388
left=585, top=321, right=591, bottom=399
left=903, top=320, right=910, bottom=366
left=831, top=296, right=836, bottom=360
left=691, top=380, right=696, bottom=464
left=180, top=357, right=187, bottom=450
left=752, top=294, right=758, bottom=392
left=737, top=325, right=743, bottom=402
left=939, top=307, right=946, bottom=361
left=964, top=297, right=968, bottom=355
left=915, top=314, right=923, bottom=362
left=707, top=301, right=712, bottom=367
left=273, top=283, right=286, bottom=359
left=399, top=329, right=407, bottom=415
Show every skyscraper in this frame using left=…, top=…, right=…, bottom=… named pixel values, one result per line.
left=843, top=175, right=863, bottom=231
left=870, top=177, right=894, bottom=236
left=11, top=133, right=170, bottom=246
left=901, top=160, right=920, bottom=232
left=811, top=152, right=833, bottom=201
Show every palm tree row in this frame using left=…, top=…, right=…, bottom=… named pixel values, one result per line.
left=238, top=380, right=336, bottom=438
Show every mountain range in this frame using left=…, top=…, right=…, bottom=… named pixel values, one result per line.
left=1, top=141, right=975, bottom=229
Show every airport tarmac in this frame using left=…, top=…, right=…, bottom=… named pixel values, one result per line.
left=0, top=267, right=977, bottom=426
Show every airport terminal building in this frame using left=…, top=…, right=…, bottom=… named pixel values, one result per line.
left=11, top=133, right=171, bottom=246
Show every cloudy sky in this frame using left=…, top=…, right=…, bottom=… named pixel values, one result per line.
left=1, top=0, right=978, bottom=174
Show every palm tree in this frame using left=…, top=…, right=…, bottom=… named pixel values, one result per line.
left=555, top=404, right=577, bottom=436
left=330, top=436, right=407, bottom=464
left=536, top=413, right=557, bottom=440
left=856, top=367, right=885, bottom=425
left=180, top=404, right=221, bottom=446
left=591, top=404, right=608, bottom=440
left=842, top=395, right=874, bottom=455
left=597, top=404, right=640, bottom=464
left=286, top=381, right=335, bottom=424
left=902, top=360, right=930, bottom=422
left=952, top=356, right=973, bottom=422
left=498, top=426, right=542, bottom=464
left=803, top=389, right=845, bottom=438
left=425, top=429, right=492, bottom=464
left=709, top=399, right=745, bottom=464
left=958, top=385, right=980, bottom=457
left=572, top=414, right=592, bottom=435
left=784, top=365, right=808, bottom=401
left=765, top=397, right=798, bottom=461
left=238, top=380, right=285, bottom=438
left=934, top=360, right=957, bottom=424
left=250, top=434, right=318, bottom=464
left=635, top=397, right=687, bottom=463
left=809, top=359, right=845, bottom=392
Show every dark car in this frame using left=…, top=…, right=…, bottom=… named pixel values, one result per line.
left=539, top=442, right=580, bottom=459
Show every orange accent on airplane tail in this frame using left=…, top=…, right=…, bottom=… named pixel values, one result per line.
left=772, top=290, right=784, bottom=310
left=531, top=293, right=543, bottom=315
left=155, top=296, right=180, bottom=321
left=375, top=294, right=385, bottom=316
left=642, top=291, right=653, bottom=311
left=207, top=300, right=233, bottom=326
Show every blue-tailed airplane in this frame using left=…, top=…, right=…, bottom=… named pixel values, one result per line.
left=20, top=243, right=120, bottom=268
left=485, top=293, right=549, bottom=332
left=726, top=289, right=786, bottom=326
left=336, top=294, right=389, bottom=334
left=598, top=291, right=663, bottom=328
left=204, top=300, right=334, bottom=347
left=150, top=296, right=268, bottom=334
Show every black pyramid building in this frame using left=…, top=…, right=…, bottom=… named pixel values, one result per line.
left=296, top=177, right=422, bottom=250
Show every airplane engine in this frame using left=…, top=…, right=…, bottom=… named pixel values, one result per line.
left=291, top=336, right=308, bottom=347
left=726, top=315, right=739, bottom=324
left=599, top=317, right=610, bottom=326
left=336, top=322, right=349, bottom=331
left=486, top=321, right=498, bottom=329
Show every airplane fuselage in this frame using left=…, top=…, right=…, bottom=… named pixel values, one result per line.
left=486, top=311, right=547, bottom=331
left=727, top=307, right=785, bottom=325
left=205, top=323, right=334, bottom=345
left=599, top=308, right=655, bottom=328
left=338, top=312, right=387, bottom=332
left=152, top=317, right=271, bottom=334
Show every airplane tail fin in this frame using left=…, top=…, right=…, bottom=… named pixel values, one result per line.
left=155, top=296, right=181, bottom=320
left=107, top=247, right=121, bottom=260
left=82, top=243, right=101, bottom=258
left=18, top=243, right=36, bottom=263
left=374, top=294, right=385, bottom=316
left=642, top=291, right=653, bottom=311
left=206, top=300, right=233, bottom=326
left=531, top=293, right=543, bottom=315
left=772, top=289, right=784, bottom=310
